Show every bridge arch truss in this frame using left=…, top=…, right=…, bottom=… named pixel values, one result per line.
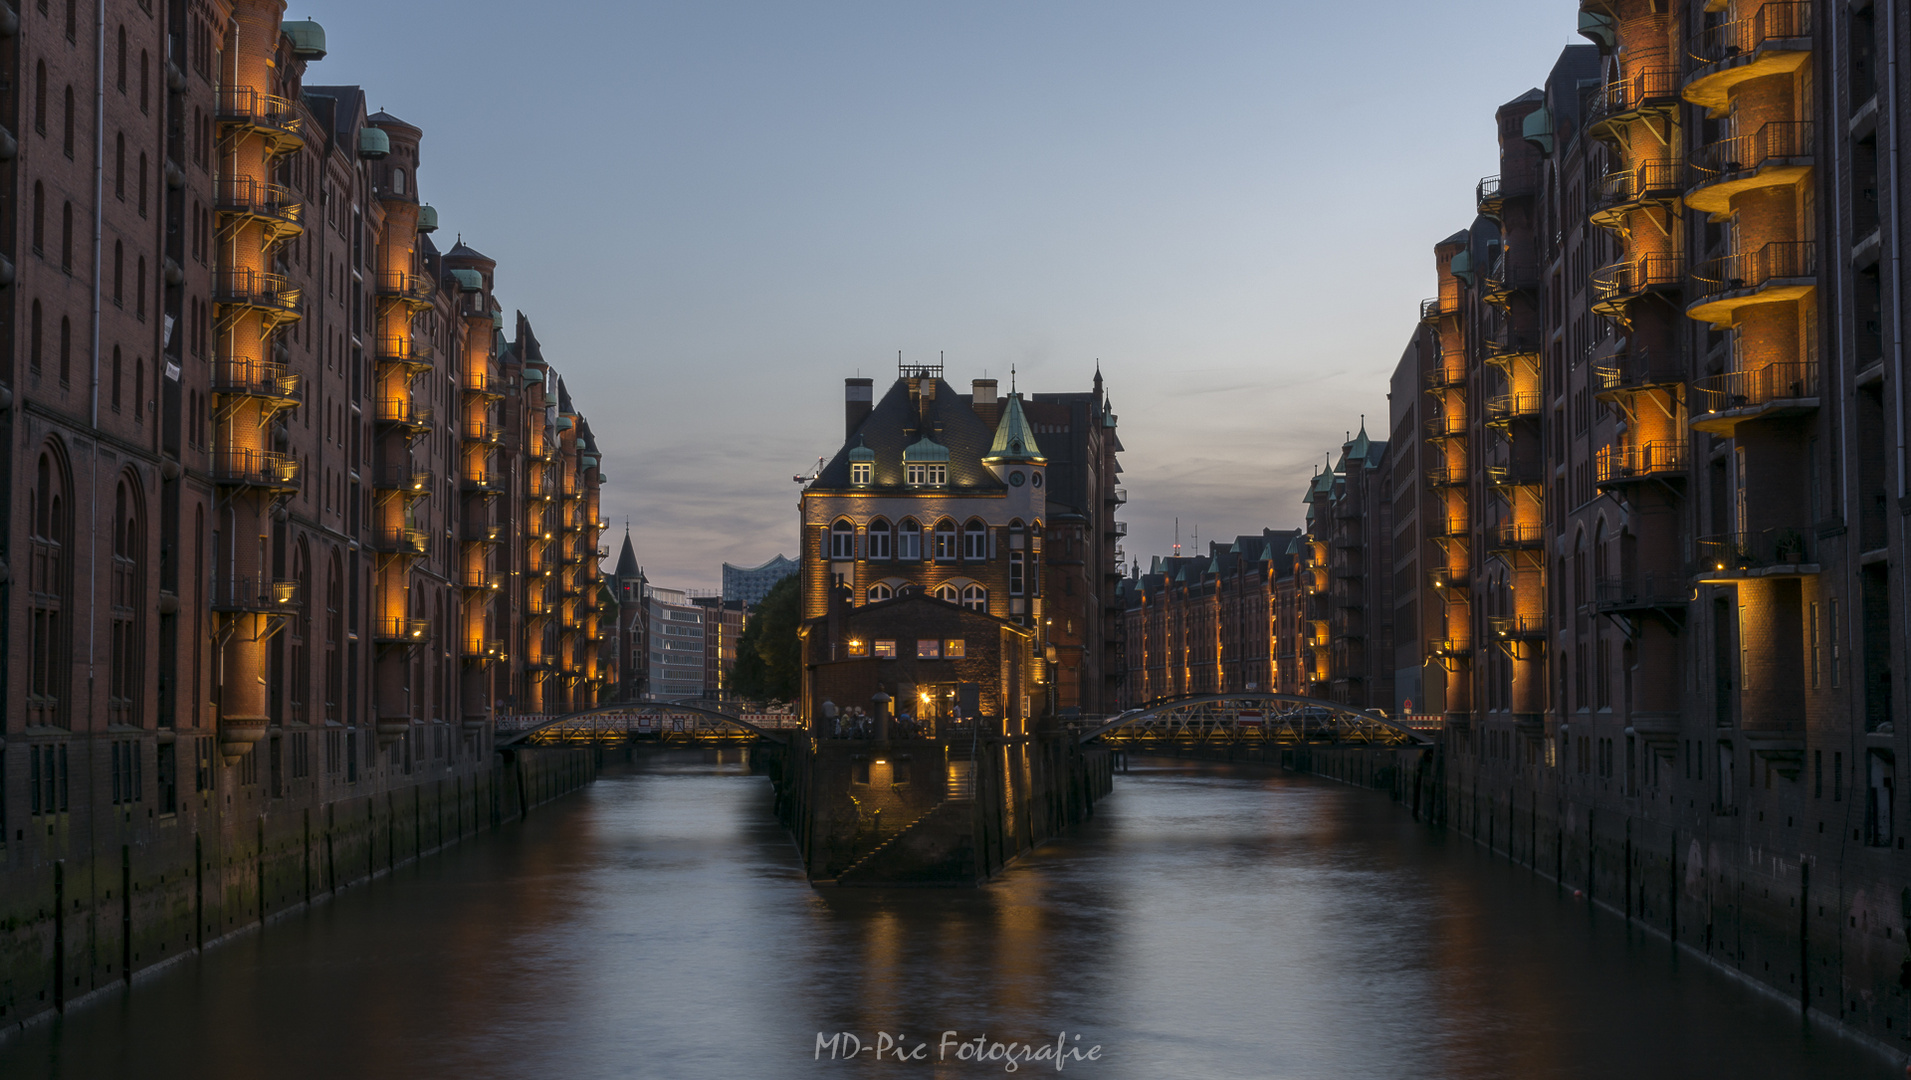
left=496, top=700, right=796, bottom=748
left=1080, top=694, right=1434, bottom=749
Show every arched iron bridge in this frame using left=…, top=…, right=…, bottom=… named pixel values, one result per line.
left=1077, top=694, right=1435, bottom=749
left=495, top=700, right=796, bottom=748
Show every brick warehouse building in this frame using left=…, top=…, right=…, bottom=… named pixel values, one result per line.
left=1123, top=1, right=1911, bottom=1047
left=799, top=360, right=1123, bottom=723
left=0, top=2, right=610, bottom=1020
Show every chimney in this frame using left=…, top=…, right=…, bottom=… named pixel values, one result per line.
left=845, top=378, right=873, bottom=438
left=972, top=379, right=1000, bottom=428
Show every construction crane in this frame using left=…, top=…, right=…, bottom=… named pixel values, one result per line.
left=792, top=456, right=827, bottom=485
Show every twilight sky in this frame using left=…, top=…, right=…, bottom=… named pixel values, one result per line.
left=305, top=0, right=1580, bottom=589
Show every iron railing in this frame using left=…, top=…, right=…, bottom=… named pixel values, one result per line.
left=1488, top=614, right=1547, bottom=638
left=1596, top=441, right=1689, bottom=485
left=371, top=527, right=431, bottom=556
left=213, top=268, right=300, bottom=313
left=1596, top=159, right=1682, bottom=206
left=210, top=448, right=299, bottom=488
left=215, top=86, right=302, bottom=138
left=1485, top=392, right=1542, bottom=424
left=1590, top=66, right=1680, bottom=125
left=1488, top=522, right=1545, bottom=550
left=1591, top=253, right=1686, bottom=302
left=1690, top=120, right=1814, bottom=180
left=1690, top=361, right=1819, bottom=414
left=210, top=358, right=301, bottom=402
left=372, top=617, right=432, bottom=642
left=1695, top=528, right=1815, bottom=576
left=1593, top=349, right=1684, bottom=393
left=374, top=337, right=434, bottom=367
left=1687, top=2, right=1812, bottom=70
left=1689, top=241, right=1816, bottom=303
left=211, top=574, right=300, bottom=612
left=1596, top=575, right=1689, bottom=612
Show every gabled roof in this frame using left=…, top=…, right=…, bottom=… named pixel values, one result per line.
left=614, top=530, right=641, bottom=579
left=812, top=377, right=1003, bottom=491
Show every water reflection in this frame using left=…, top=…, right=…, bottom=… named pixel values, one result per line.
left=0, top=753, right=1892, bottom=1080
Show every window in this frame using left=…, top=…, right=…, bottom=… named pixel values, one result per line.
left=873, top=639, right=897, bottom=659
left=961, top=585, right=987, bottom=612
left=156, top=741, right=176, bottom=814
left=962, top=520, right=988, bottom=560
left=867, top=518, right=892, bottom=560
left=897, top=519, right=922, bottom=561
left=63, top=84, right=73, bottom=158
left=866, top=583, right=892, bottom=603
left=935, top=584, right=960, bottom=603
left=851, top=461, right=872, bottom=485
left=934, top=520, right=957, bottom=560
left=945, top=639, right=967, bottom=659
left=28, top=451, right=69, bottom=728
left=34, top=60, right=45, bottom=134
left=917, top=639, right=941, bottom=659
left=1010, top=550, right=1026, bottom=595
left=829, top=519, right=855, bottom=560
left=31, top=181, right=43, bottom=253
left=61, top=201, right=72, bottom=270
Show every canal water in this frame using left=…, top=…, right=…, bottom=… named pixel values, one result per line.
left=0, top=752, right=1895, bottom=1079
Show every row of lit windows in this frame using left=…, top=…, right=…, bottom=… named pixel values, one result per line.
left=867, top=582, right=989, bottom=611
left=846, top=638, right=967, bottom=660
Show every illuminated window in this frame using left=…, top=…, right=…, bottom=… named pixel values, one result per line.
left=1010, top=551, right=1025, bottom=595
left=829, top=519, right=855, bottom=560
left=897, top=518, right=922, bottom=560
left=945, top=639, right=966, bottom=659
left=873, top=639, right=897, bottom=659
left=867, top=583, right=892, bottom=603
left=961, top=585, right=987, bottom=612
left=847, top=638, right=869, bottom=657
left=867, top=518, right=892, bottom=559
left=935, top=584, right=960, bottom=603
left=851, top=461, right=872, bottom=485
left=917, top=639, right=941, bottom=659
left=934, top=519, right=957, bottom=560
left=906, top=462, right=947, bottom=486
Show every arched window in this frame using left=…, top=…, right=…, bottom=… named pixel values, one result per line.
left=933, top=519, right=958, bottom=561
left=28, top=448, right=71, bottom=728
left=140, top=51, right=149, bottom=115
left=110, top=346, right=122, bottom=411
left=58, top=316, right=71, bottom=385
left=935, top=584, right=960, bottom=604
left=134, top=356, right=144, bottom=421
left=962, top=519, right=988, bottom=560
left=393, top=168, right=406, bottom=196
left=63, top=84, right=74, bottom=158
left=867, top=583, right=893, bottom=603
left=115, top=132, right=124, bottom=198
left=897, top=518, right=922, bottom=561
left=866, top=518, right=893, bottom=560
left=113, top=240, right=123, bottom=303
left=32, top=181, right=43, bottom=253
left=107, top=478, right=144, bottom=725
left=1010, top=550, right=1026, bottom=596
left=116, top=25, right=126, bottom=91
left=326, top=552, right=343, bottom=717
left=1573, top=529, right=1587, bottom=610
left=34, top=60, right=45, bottom=134
left=829, top=519, right=856, bottom=560
left=136, top=256, right=146, bottom=318
left=962, top=584, right=987, bottom=612
left=29, top=300, right=41, bottom=371
left=61, top=200, right=72, bottom=269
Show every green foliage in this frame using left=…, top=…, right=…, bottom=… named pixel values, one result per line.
left=731, top=574, right=801, bottom=702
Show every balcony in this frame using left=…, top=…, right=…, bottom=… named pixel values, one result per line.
left=1485, top=392, right=1541, bottom=427
left=1588, top=66, right=1681, bottom=141
left=1687, top=121, right=1814, bottom=216
left=462, top=472, right=505, bottom=496
left=459, top=570, right=502, bottom=593
left=1106, top=487, right=1128, bottom=505
left=1694, top=528, right=1818, bottom=582
left=1481, top=257, right=1539, bottom=307
left=1420, top=296, right=1451, bottom=325
left=213, top=269, right=302, bottom=329
left=1476, top=174, right=1503, bottom=216
left=1689, top=361, right=1820, bottom=435
left=1425, top=412, right=1468, bottom=441
left=1595, top=441, right=1689, bottom=489
left=1488, top=615, right=1547, bottom=640
left=1596, top=575, right=1691, bottom=616
left=462, top=640, right=506, bottom=662
left=1487, top=522, right=1545, bottom=554
left=1483, top=329, right=1542, bottom=364
left=1427, top=567, right=1468, bottom=592
left=213, top=175, right=303, bottom=242
left=1683, top=1, right=1813, bottom=115
left=211, top=574, right=300, bottom=613
left=1426, top=517, right=1469, bottom=540
left=211, top=448, right=300, bottom=492
left=463, top=523, right=504, bottom=545
left=1589, top=159, right=1682, bottom=232
left=1593, top=349, right=1683, bottom=400
left=372, top=617, right=432, bottom=644
left=210, top=358, right=301, bottom=410
left=464, top=373, right=507, bottom=398
left=375, top=271, right=438, bottom=310
left=462, top=420, right=502, bottom=445
left=374, top=397, right=432, bottom=432
left=371, top=526, right=431, bottom=557
left=1590, top=253, right=1684, bottom=318
left=214, top=86, right=303, bottom=154
left=1485, top=460, right=1543, bottom=488
left=1424, top=364, right=1464, bottom=391
left=1687, top=240, right=1816, bottom=326
left=374, top=336, right=434, bottom=371
left=371, top=464, right=432, bottom=497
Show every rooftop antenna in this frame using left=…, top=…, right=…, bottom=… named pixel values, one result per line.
left=1173, top=517, right=1180, bottom=557
left=1011, top=364, right=1017, bottom=394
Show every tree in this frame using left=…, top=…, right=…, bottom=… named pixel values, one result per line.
left=730, top=574, right=801, bottom=702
